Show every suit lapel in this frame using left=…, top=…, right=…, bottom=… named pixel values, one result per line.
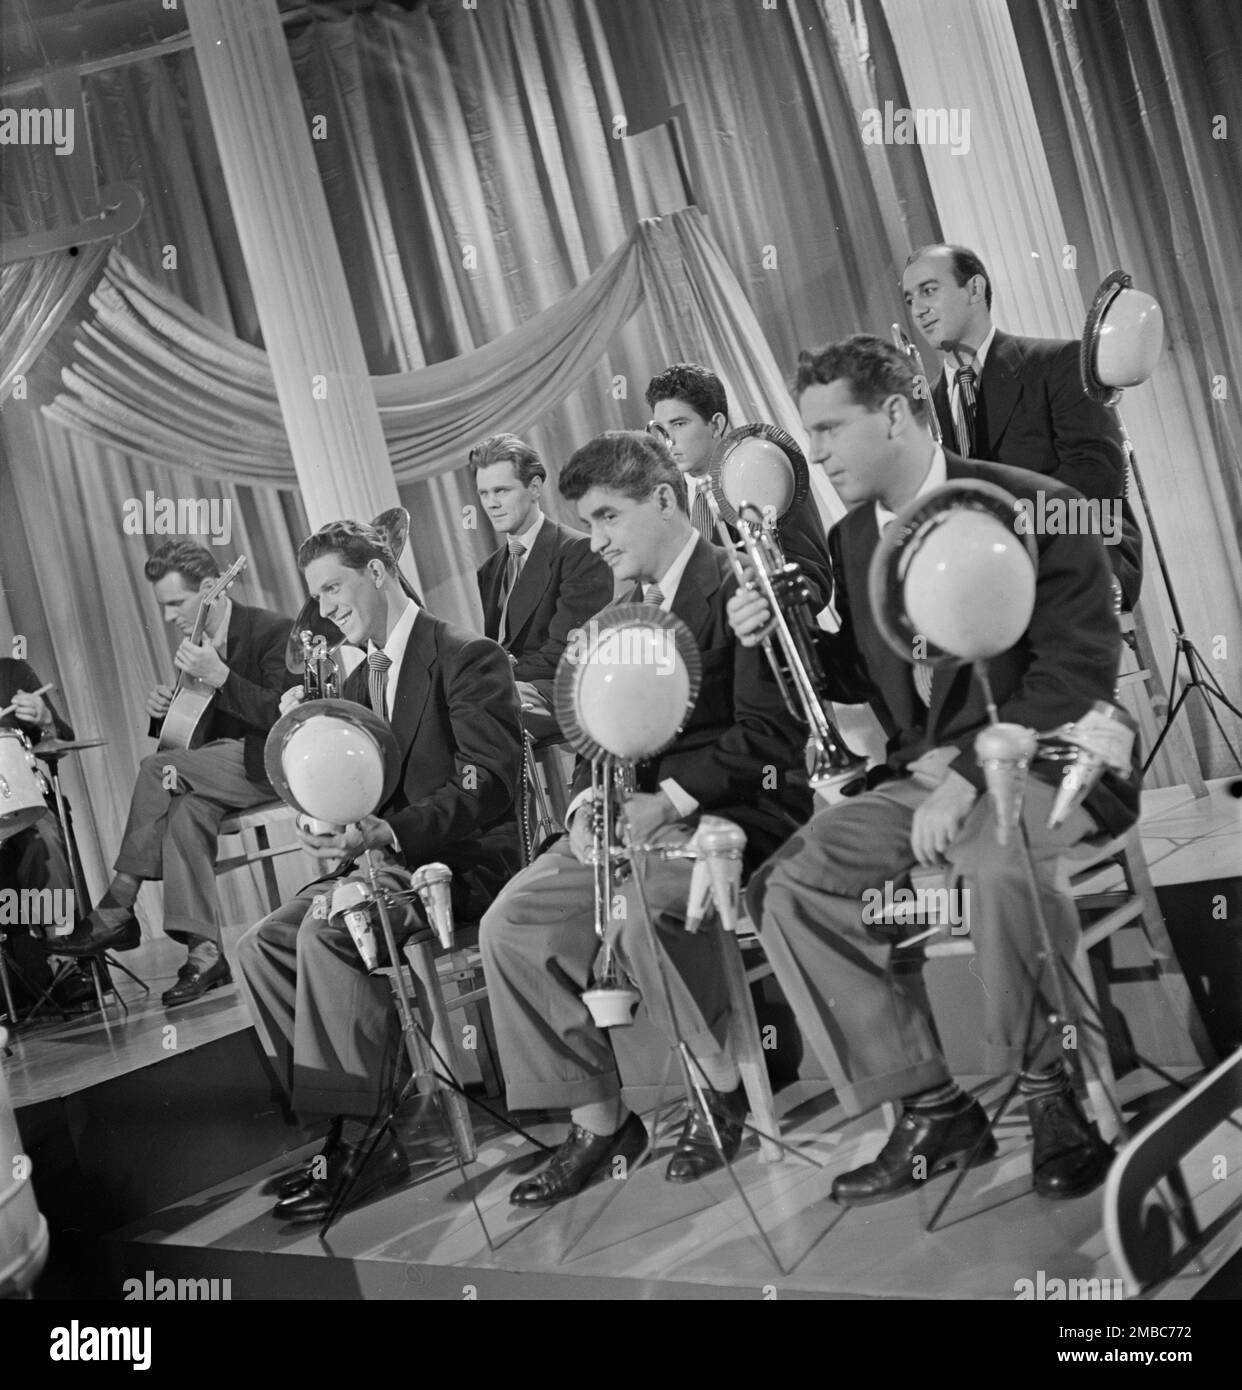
left=979, top=330, right=1022, bottom=456
left=667, top=537, right=718, bottom=643
left=223, top=601, right=253, bottom=665
left=388, top=611, right=433, bottom=763
left=923, top=455, right=982, bottom=736
left=503, top=518, right=556, bottom=644
left=932, top=373, right=957, bottom=454
left=479, top=549, right=506, bottom=641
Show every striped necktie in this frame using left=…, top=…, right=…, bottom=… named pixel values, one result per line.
left=367, top=649, right=392, bottom=719
left=690, top=478, right=713, bottom=540
left=499, top=539, right=525, bottom=640
left=644, top=582, right=666, bottom=608
left=953, top=362, right=979, bottom=457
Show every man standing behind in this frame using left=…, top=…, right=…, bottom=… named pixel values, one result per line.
left=480, top=431, right=811, bottom=1209
left=472, top=433, right=613, bottom=718
left=47, top=541, right=292, bottom=1008
left=645, top=362, right=834, bottom=608
left=901, top=243, right=1142, bottom=607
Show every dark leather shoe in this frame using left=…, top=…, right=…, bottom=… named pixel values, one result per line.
left=162, top=957, right=231, bottom=1007
left=273, top=1133, right=410, bottom=1222
left=41, top=913, right=141, bottom=956
left=510, top=1112, right=648, bottom=1208
left=832, top=1095, right=998, bottom=1207
left=1027, top=1086, right=1113, bottom=1199
left=666, top=1083, right=748, bottom=1183
left=265, top=1119, right=346, bottom=1198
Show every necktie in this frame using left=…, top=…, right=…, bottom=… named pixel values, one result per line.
left=690, top=478, right=713, bottom=540
left=953, top=362, right=978, bottom=457
left=644, top=582, right=666, bottom=608
left=499, top=539, right=525, bottom=640
left=367, top=649, right=392, bottom=719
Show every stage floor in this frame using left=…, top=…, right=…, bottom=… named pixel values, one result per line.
left=7, top=777, right=1242, bottom=1300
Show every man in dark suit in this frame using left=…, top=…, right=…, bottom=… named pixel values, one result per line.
left=479, top=431, right=812, bottom=1208
left=236, top=519, right=523, bottom=1222
left=472, top=433, right=613, bottom=715
left=48, top=542, right=292, bottom=1008
left=901, top=243, right=1142, bottom=608
left=0, top=656, right=96, bottom=1010
left=646, top=362, right=834, bottom=610
left=731, top=336, right=1138, bottom=1208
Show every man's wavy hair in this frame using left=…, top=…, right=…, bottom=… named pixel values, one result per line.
left=467, top=433, right=547, bottom=487
left=793, top=333, right=932, bottom=426
left=558, top=430, right=688, bottom=515
left=297, top=519, right=397, bottom=574
left=644, top=362, right=730, bottom=426
left=143, top=540, right=219, bottom=588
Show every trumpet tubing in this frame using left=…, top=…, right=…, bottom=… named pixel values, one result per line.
left=891, top=324, right=942, bottom=445
left=301, top=630, right=341, bottom=700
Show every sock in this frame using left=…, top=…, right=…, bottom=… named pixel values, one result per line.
left=905, top=1079, right=966, bottom=1113
left=186, top=937, right=220, bottom=971
left=107, top=874, right=140, bottom=911
left=1019, top=1059, right=1068, bottom=1098
left=571, top=1097, right=628, bottom=1138
left=688, top=1049, right=741, bottom=1095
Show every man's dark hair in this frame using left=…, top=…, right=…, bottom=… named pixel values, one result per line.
left=297, top=519, right=397, bottom=574
left=143, top=540, right=219, bottom=589
left=905, top=242, right=993, bottom=311
left=559, top=431, right=688, bottom=515
left=644, top=362, right=730, bottom=425
left=793, top=333, right=932, bottom=425
left=467, top=433, right=547, bottom=487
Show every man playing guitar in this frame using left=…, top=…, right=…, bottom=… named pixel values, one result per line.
left=47, top=541, right=293, bottom=1007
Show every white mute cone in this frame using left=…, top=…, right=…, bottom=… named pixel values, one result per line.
left=1047, top=702, right=1136, bottom=829
left=330, top=880, right=379, bottom=972
left=411, top=862, right=455, bottom=949
left=697, top=817, right=747, bottom=933
left=975, top=723, right=1038, bottom=847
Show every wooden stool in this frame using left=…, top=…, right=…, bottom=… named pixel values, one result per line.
left=216, top=801, right=306, bottom=916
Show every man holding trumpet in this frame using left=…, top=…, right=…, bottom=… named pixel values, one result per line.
left=235, top=519, right=522, bottom=1222
left=479, top=430, right=811, bottom=1208
left=729, top=335, right=1138, bottom=1207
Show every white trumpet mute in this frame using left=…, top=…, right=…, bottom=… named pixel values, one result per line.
left=411, top=862, right=455, bottom=950
left=974, top=723, right=1038, bottom=847
left=684, top=855, right=714, bottom=934
left=330, top=880, right=380, bottom=972
left=697, top=817, right=747, bottom=934
left=582, top=984, right=642, bottom=1029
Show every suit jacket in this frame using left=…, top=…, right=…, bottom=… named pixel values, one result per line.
left=477, top=517, right=614, bottom=701
left=0, top=659, right=74, bottom=744
left=715, top=490, right=834, bottom=612
left=932, top=329, right=1142, bottom=606
left=342, top=610, right=522, bottom=917
left=148, top=601, right=293, bottom=787
left=815, top=454, right=1140, bottom=838
left=569, top=535, right=813, bottom=872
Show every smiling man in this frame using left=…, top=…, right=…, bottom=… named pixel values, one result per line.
left=900, top=243, right=1141, bottom=607
left=47, top=541, right=292, bottom=1007
left=478, top=430, right=810, bottom=1208
left=471, top=433, right=613, bottom=717
left=235, top=519, right=522, bottom=1222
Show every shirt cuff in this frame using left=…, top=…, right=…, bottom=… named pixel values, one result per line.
left=660, top=777, right=698, bottom=820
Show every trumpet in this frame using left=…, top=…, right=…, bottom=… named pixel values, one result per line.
left=300, top=630, right=341, bottom=700
left=581, top=758, right=642, bottom=1029
left=891, top=324, right=942, bottom=445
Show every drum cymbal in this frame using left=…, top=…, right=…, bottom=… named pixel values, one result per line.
left=34, top=737, right=108, bottom=759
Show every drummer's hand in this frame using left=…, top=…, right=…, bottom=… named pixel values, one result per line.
left=174, top=637, right=229, bottom=688
left=620, top=790, right=677, bottom=847
left=11, top=691, right=53, bottom=731
left=279, top=685, right=305, bottom=716
left=145, top=684, right=175, bottom=720
left=567, top=805, right=594, bottom=865
left=727, top=587, right=775, bottom=647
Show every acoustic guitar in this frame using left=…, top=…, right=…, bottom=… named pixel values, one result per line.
left=156, top=555, right=248, bottom=752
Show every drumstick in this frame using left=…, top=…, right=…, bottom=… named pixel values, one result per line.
left=0, top=682, right=55, bottom=720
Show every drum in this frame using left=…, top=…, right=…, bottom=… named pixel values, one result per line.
left=0, top=730, right=48, bottom=843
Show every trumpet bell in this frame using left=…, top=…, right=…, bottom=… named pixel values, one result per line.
left=582, top=984, right=642, bottom=1029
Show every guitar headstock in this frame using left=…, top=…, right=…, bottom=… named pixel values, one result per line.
left=189, top=555, right=248, bottom=644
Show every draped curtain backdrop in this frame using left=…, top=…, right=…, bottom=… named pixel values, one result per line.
left=1, top=0, right=918, bottom=907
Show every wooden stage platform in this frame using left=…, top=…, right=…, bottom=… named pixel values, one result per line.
left=8, top=780, right=1242, bottom=1301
